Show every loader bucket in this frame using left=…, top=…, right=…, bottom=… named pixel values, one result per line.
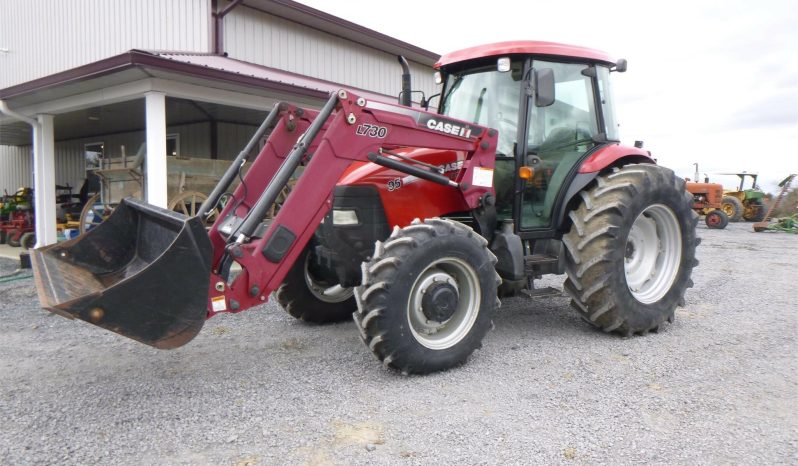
left=30, top=198, right=213, bottom=349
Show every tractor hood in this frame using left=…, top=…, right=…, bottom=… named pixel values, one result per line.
left=337, top=147, right=473, bottom=227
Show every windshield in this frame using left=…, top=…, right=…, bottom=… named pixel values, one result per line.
left=440, top=61, right=523, bottom=156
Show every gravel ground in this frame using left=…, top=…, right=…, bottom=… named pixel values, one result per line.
left=1, top=222, right=796, bottom=465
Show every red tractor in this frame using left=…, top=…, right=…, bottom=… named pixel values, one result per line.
left=31, top=41, right=698, bottom=374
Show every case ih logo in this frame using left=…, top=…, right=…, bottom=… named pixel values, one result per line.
left=417, top=115, right=483, bottom=139
left=439, top=160, right=464, bottom=174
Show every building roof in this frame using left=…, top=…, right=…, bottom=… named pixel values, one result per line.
left=0, top=50, right=394, bottom=104
left=436, top=40, right=616, bottom=68
left=0, top=50, right=406, bottom=145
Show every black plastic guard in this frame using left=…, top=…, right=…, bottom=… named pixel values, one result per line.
left=30, top=198, right=213, bottom=349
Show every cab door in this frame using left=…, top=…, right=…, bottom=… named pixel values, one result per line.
left=517, top=61, right=602, bottom=230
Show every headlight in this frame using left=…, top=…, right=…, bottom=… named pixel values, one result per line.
left=332, top=209, right=359, bottom=225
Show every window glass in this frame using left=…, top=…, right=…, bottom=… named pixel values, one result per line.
left=167, top=134, right=180, bottom=157
left=527, top=61, right=599, bottom=148
left=597, top=66, right=620, bottom=141
left=84, top=142, right=104, bottom=170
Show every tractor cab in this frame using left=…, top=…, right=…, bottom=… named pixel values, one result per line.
left=435, top=41, right=625, bottom=231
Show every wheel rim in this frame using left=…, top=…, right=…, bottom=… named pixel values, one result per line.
left=624, top=204, right=682, bottom=304
left=303, top=254, right=354, bottom=303
left=707, top=212, right=721, bottom=227
left=407, top=257, right=480, bottom=350
left=721, top=203, right=735, bottom=216
left=80, top=194, right=113, bottom=233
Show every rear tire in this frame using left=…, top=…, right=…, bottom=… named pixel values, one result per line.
left=7, top=231, right=21, bottom=247
left=355, top=218, right=500, bottom=374
left=743, top=201, right=766, bottom=222
left=722, top=196, right=744, bottom=222
left=275, top=246, right=356, bottom=323
left=705, top=209, right=728, bottom=229
left=563, top=164, right=699, bottom=336
left=20, top=232, right=36, bottom=250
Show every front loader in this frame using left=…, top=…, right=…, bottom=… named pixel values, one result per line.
left=32, top=41, right=698, bottom=374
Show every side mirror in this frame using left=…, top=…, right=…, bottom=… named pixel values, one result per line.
left=421, top=93, right=441, bottom=110
left=534, top=68, right=555, bottom=107
left=612, top=59, right=627, bottom=73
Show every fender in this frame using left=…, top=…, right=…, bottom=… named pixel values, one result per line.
left=578, top=143, right=653, bottom=173
left=555, top=143, right=655, bottom=230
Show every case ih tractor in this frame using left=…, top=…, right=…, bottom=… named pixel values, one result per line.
left=31, top=41, right=698, bottom=374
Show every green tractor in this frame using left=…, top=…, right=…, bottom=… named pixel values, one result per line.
left=719, top=172, right=766, bottom=222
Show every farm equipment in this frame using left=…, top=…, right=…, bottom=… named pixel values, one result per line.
left=685, top=166, right=728, bottom=229
left=719, top=172, right=766, bottom=222
left=754, top=174, right=796, bottom=232
left=0, top=188, right=35, bottom=248
left=30, top=41, right=698, bottom=374
left=78, top=143, right=245, bottom=233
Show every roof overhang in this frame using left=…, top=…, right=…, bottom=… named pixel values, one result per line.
left=0, top=50, right=395, bottom=106
left=0, top=50, right=402, bottom=144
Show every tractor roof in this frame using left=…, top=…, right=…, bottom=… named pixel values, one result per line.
left=435, top=40, right=616, bottom=69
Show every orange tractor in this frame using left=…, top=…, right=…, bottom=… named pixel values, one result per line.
left=685, top=166, right=728, bottom=229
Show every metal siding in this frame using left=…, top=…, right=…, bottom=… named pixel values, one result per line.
left=0, top=144, right=84, bottom=194
left=0, top=145, right=33, bottom=193
left=216, top=122, right=258, bottom=160
left=224, top=8, right=437, bottom=100
left=55, top=122, right=213, bottom=163
left=0, top=0, right=211, bottom=89
left=0, top=122, right=214, bottom=193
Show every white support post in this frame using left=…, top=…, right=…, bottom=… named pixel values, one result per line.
left=34, top=114, right=57, bottom=247
left=145, top=92, right=168, bottom=208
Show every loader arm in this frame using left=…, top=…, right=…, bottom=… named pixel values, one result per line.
left=30, top=90, right=498, bottom=349
left=207, top=91, right=498, bottom=316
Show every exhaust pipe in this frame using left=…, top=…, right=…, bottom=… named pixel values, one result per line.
left=398, top=55, right=412, bottom=107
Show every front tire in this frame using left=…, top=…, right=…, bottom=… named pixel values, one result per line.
left=563, top=164, right=699, bottom=335
left=355, top=218, right=500, bottom=374
left=722, top=196, right=744, bottom=222
left=705, top=209, right=728, bottom=229
left=275, top=246, right=356, bottom=323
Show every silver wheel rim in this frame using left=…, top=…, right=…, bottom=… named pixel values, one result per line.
left=303, top=254, right=354, bottom=303
left=407, top=257, right=480, bottom=350
left=624, top=204, right=682, bottom=304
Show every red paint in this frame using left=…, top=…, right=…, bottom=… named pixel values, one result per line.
left=338, top=148, right=472, bottom=227
left=578, top=144, right=654, bottom=173
left=436, top=40, right=616, bottom=68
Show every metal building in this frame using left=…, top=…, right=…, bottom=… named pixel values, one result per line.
left=0, top=0, right=439, bottom=246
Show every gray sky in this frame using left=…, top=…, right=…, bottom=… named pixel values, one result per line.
left=298, top=0, right=798, bottom=192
